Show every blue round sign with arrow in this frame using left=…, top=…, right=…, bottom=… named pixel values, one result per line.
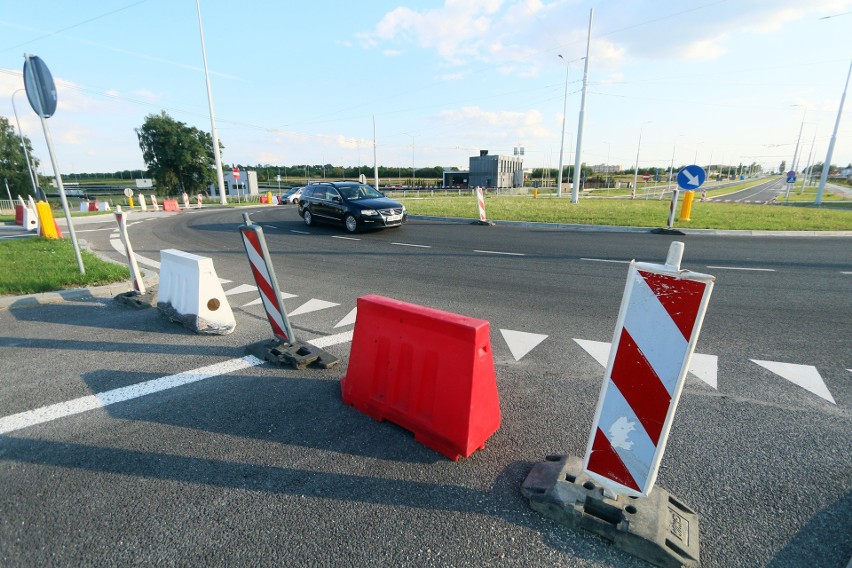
left=676, top=164, right=706, bottom=190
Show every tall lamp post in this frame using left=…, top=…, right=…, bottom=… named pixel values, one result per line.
left=572, top=8, right=594, bottom=204
left=631, top=121, right=651, bottom=199
left=816, top=59, right=851, bottom=205
left=10, top=89, right=39, bottom=196
left=196, top=0, right=227, bottom=204
left=556, top=55, right=570, bottom=198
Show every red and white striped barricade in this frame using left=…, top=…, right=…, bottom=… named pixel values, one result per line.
left=238, top=213, right=339, bottom=369
left=150, top=194, right=160, bottom=211
left=472, top=186, right=494, bottom=226
left=182, top=192, right=190, bottom=209
left=584, top=241, right=714, bottom=497
left=521, top=241, right=712, bottom=568
left=113, top=206, right=146, bottom=295
left=196, top=193, right=203, bottom=208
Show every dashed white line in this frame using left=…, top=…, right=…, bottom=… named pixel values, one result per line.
left=332, top=236, right=360, bottom=241
left=392, top=242, right=431, bottom=248
left=581, top=257, right=631, bottom=264
left=842, top=271, right=852, bottom=275
left=290, top=230, right=310, bottom=235
left=474, top=249, right=525, bottom=256
left=706, top=265, right=775, bottom=272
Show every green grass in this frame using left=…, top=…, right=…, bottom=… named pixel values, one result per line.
left=400, top=195, right=852, bottom=231
left=0, top=237, right=131, bottom=296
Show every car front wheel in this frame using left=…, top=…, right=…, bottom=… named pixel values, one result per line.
left=344, top=214, right=358, bottom=233
left=303, top=209, right=313, bottom=226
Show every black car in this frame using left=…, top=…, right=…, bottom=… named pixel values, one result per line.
left=298, top=182, right=407, bottom=233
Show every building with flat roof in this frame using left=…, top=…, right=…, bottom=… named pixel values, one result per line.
left=468, top=150, right=524, bottom=188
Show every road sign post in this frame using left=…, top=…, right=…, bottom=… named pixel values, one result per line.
left=23, top=54, right=85, bottom=274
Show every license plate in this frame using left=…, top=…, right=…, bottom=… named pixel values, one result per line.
left=385, top=214, right=402, bottom=222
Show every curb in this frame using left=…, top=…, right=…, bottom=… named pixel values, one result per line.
left=0, top=272, right=159, bottom=310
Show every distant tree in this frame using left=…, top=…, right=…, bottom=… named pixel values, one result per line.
left=135, top=111, right=221, bottom=194
left=0, top=115, right=40, bottom=198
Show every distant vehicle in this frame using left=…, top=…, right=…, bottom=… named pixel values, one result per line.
left=279, top=186, right=302, bottom=204
left=298, top=181, right=406, bottom=233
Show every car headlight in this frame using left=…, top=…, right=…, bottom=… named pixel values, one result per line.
left=361, top=209, right=378, bottom=216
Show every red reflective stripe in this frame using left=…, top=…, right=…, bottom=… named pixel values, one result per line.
left=638, top=270, right=706, bottom=342
left=241, top=228, right=262, bottom=256
left=610, top=329, right=671, bottom=445
left=587, top=427, right=640, bottom=492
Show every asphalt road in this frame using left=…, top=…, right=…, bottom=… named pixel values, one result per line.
left=1, top=207, right=850, bottom=567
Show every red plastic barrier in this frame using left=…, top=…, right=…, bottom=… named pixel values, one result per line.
left=341, top=294, right=501, bottom=460
left=260, top=195, right=268, bottom=204
left=15, top=205, right=24, bottom=225
left=88, top=201, right=98, bottom=212
left=162, top=199, right=180, bottom=212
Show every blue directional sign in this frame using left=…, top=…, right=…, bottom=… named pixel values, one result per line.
left=786, top=170, right=797, bottom=184
left=676, top=164, right=706, bottom=190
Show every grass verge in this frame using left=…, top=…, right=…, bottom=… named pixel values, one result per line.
left=0, top=237, right=130, bottom=296
left=399, top=196, right=852, bottom=231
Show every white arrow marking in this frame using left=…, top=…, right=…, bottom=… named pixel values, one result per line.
left=682, top=169, right=700, bottom=186
left=288, top=298, right=340, bottom=317
left=335, top=307, right=357, bottom=328
left=751, top=360, right=836, bottom=404
left=224, top=284, right=258, bottom=296
left=308, top=329, right=354, bottom=348
left=241, top=291, right=297, bottom=307
left=573, top=339, right=718, bottom=389
left=500, top=329, right=548, bottom=361
left=573, top=339, right=611, bottom=367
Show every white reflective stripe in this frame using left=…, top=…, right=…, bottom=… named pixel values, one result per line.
left=242, top=232, right=273, bottom=288
left=622, top=272, right=688, bottom=396
left=596, top=378, right=654, bottom=490
left=259, top=286, right=287, bottom=334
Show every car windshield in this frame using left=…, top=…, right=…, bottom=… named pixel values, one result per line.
left=338, top=184, right=383, bottom=200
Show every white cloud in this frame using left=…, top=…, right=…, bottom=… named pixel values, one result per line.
left=437, top=106, right=552, bottom=141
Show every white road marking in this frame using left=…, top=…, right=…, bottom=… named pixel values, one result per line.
left=332, top=236, right=360, bottom=241
left=582, top=258, right=631, bottom=264
left=290, top=230, right=310, bottom=235
left=573, top=339, right=718, bottom=389
left=474, top=250, right=525, bottom=256
left=224, top=284, right=258, bottom=296
left=706, top=265, right=775, bottom=272
left=288, top=298, right=339, bottom=317
left=392, top=242, right=431, bottom=248
left=0, top=356, right=265, bottom=435
left=307, top=330, right=354, bottom=348
left=335, top=308, right=357, bottom=328
left=241, top=291, right=297, bottom=307
left=500, top=329, right=548, bottom=361
left=751, top=360, right=836, bottom=404
left=263, top=225, right=276, bottom=230
left=109, top=237, right=160, bottom=268
left=842, top=272, right=852, bottom=275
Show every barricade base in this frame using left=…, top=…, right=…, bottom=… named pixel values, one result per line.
left=470, top=220, right=495, bottom=226
left=651, top=228, right=686, bottom=236
left=521, top=455, right=700, bottom=568
left=158, top=301, right=236, bottom=335
left=246, top=339, right=340, bottom=370
left=114, top=290, right=156, bottom=310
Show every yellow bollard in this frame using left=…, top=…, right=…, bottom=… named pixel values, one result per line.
left=35, top=201, right=59, bottom=239
left=534, top=188, right=538, bottom=199
left=129, top=197, right=135, bottom=208
left=679, top=190, right=695, bottom=221
left=266, top=191, right=273, bottom=205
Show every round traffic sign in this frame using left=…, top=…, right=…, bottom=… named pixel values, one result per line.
left=123, top=188, right=134, bottom=198
left=23, top=55, right=58, bottom=119
left=232, top=168, right=240, bottom=179
left=642, top=174, right=651, bottom=181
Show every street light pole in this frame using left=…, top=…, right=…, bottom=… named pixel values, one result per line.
left=817, top=59, right=851, bottom=205
left=10, top=90, right=39, bottom=197
left=556, top=55, right=570, bottom=198
left=785, top=106, right=807, bottom=200
left=196, top=0, right=227, bottom=204
left=631, top=121, right=651, bottom=200
left=572, top=8, right=594, bottom=204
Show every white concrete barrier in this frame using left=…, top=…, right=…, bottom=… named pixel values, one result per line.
left=157, top=249, right=235, bottom=335
left=24, top=196, right=39, bottom=232
left=139, top=194, right=148, bottom=211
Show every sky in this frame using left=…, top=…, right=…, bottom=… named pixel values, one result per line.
left=1, top=0, right=851, bottom=180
